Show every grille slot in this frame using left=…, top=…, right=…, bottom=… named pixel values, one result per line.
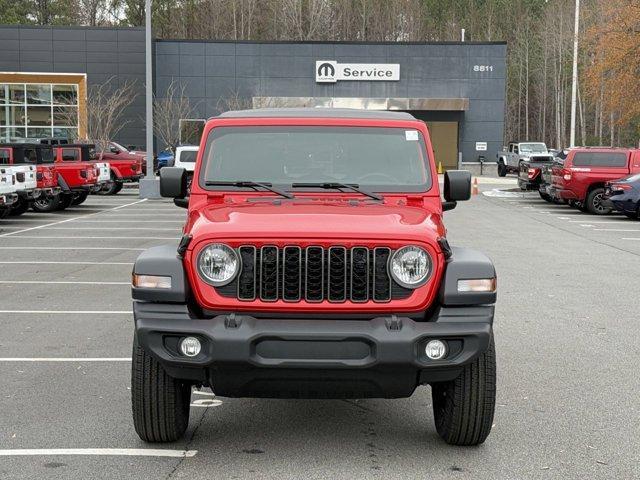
left=226, top=245, right=410, bottom=303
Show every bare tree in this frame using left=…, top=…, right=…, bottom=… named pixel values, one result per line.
left=73, top=77, right=138, bottom=158
left=153, top=80, right=194, bottom=152
left=216, top=90, right=253, bottom=113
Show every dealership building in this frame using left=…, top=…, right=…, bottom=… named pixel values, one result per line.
left=0, top=25, right=506, bottom=168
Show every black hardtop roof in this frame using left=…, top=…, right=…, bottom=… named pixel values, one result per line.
left=0, top=143, right=53, bottom=148
left=217, top=108, right=417, bottom=121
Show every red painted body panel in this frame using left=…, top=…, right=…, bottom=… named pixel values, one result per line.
left=183, top=115, right=446, bottom=313
left=99, top=143, right=144, bottom=180
left=53, top=146, right=98, bottom=189
left=551, top=148, right=640, bottom=201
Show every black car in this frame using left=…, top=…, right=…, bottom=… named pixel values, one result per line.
left=602, top=173, right=640, bottom=219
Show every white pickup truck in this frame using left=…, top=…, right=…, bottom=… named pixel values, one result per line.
left=496, top=142, right=553, bottom=177
left=173, top=146, right=198, bottom=190
left=0, top=167, right=18, bottom=219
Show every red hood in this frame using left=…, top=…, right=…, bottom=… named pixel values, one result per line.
left=186, top=195, right=445, bottom=247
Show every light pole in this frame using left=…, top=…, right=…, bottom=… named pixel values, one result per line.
left=139, top=0, right=160, bottom=198
left=569, top=0, right=580, bottom=148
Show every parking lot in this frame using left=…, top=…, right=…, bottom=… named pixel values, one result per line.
left=1, top=181, right=638, bottom=480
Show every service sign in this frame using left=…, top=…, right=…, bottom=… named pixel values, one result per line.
left=475, top=142, right=488, bottom=151
left=316, top=60, right=400, bottom=83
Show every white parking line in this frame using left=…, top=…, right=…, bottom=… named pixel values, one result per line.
left=622, top=238, right=640, bottom=241
left=0, top=358, right=131, bottom=362
left=0, top=280, right=129, bottom=285
left=593, top=228, right=640, bottom=232
left=0, top=261, right=133, bottom=265
left=0, top=310, right=130, bottom=314
left=0, top=449, right=197, bottom=458
left=568, top=220, right=630, bottom=224
left=0, top=247, right=145, bottom=251
left=0, top=199, right=148, bottom=238
left=71, top=220, right=184, bottom=223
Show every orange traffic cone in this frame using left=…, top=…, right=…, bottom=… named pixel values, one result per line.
left=437, top=161, right=443, bottom=174
left=472, top=177, right=479, bottom=195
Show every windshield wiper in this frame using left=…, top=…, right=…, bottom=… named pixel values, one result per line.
left=291, top=182, right=383, bottom=201
left=204, top=181, right=294, bottom=199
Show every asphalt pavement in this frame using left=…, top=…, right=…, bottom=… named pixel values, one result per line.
left=0, top=181, right=638, bottom=479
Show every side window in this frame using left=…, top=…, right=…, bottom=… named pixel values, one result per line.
left=62, top=148, right=79, bottom=161
left=513, top=145, right=519, bottom=154
left=23, top=149, right=37, bottom=164
left=0, top=148, right=10, bottom=165
left=572, top=152, right=628, bottom=167
left=508, top=144, right=514, bottom=153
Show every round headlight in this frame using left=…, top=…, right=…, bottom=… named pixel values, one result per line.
left=197, top=243, right=239, bottom=286
left=389, top=246, right=431, bottom=288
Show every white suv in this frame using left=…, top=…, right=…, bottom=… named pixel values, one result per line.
left=173, top=146, right=198, bottom=174
left=0, top=167, right=18, bottom=219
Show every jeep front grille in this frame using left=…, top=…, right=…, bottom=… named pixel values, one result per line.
left=217, top=245, right=412, bottom=303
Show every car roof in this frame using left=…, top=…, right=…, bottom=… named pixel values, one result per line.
left=216, top=108, right=416, bottom=121
left=176, top=145, right=199, bottom=151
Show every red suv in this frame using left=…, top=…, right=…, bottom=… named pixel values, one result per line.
left=130, top=108, right=498, bottom=446
left=550, top=148, right=640, bottom=214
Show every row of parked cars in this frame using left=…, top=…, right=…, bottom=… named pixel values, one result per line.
left=0, top=140, right=145, bottom=218
left=499, top=142, right=640, bottom=218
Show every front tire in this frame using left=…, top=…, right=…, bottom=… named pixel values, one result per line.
left=131, top=337, right=191, bottom=443
left=431, top=337, right=496, bottom=446
left=497, top=161, right=507, bottom=177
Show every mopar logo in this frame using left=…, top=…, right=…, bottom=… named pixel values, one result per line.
left=315, top=61, right=337, bottom=83
left=315, top=60, right=400, bottom=83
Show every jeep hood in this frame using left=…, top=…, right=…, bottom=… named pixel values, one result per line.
left=187, top=199, right=445, bottom=245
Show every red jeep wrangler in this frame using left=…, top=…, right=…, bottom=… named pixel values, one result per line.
left=131, top=109, right=497, bottom=446
left=96, top=141, right=145, bottom=194
left=0, top=144, right=58, bottom=215
left=33, top=144, right=100, bottom=211
left=550, top=147, right=640, bottom=214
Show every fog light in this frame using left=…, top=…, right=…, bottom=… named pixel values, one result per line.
left=179, top=337, right=201, bottom=357
left=425, top=340, right=447, bottom=360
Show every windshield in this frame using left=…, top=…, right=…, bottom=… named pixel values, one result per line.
left=519, top=143, right=548, bottom=154
left=111, top=142, right=128, bottom=152
left=199, top=126, right=431, bottom=192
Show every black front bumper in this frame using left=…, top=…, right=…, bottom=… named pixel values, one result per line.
left=134, top=302, right=494, bottom=399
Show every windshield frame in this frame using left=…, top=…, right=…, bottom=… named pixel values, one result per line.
left=197, top=124, right=433, bottom=194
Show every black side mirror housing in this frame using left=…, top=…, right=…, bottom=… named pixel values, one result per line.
left=443, top=170, right=472, bottom=208
left=110, top=147, right=119, bottom=154
left=160, top=167, right=188, bottom=198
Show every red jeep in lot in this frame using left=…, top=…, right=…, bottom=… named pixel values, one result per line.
left=96, top=141, right=145, bottom=194
left=0, top=143, right=59, bottom=208
left=131, top=109, right=498, bottom=446
left=550, top=147, right=640, bottom=214
left=32, top=144, right=101, bottom=211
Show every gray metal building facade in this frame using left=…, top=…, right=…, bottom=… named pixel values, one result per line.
left=0, top=25, right=506, bottom=163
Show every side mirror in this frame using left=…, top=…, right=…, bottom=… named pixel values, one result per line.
left=160, top=167, right=188, bottom=198
left=110, top=147, right=119, bottom=154
left=173, top=197, right=189, bottom=209
left=443, top=170, right=472, bottom=211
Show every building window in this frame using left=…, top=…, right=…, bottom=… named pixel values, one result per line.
left=0, top=83, right=79, bottom=142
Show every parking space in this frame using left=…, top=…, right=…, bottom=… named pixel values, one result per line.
left=1, top=185, right=639, bottom=479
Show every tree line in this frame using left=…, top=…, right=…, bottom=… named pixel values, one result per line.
left=3, top=0, right=638, bottom=148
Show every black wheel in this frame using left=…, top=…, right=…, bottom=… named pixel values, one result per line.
left=98, top=172, right=122, bottom=195
left=538, top=191, right=552, bottom=202
left=32, top=195, right=60, bottom=212
left=57, top=193, right=74, bottom=211
left=9, top=198, right=29, bottom=216
left=568, top=200, right=578, bottom=209
left=586, top=188, right=611, bottom=215
left=0, top=207, right=10, bottom=219
left=71, top=191, right=89, bottom=206
left=497, top=161, right=507, bottom=177
left=131, top=337, right=191, bottom=442
left=432, top=337, right=496, bottom=446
